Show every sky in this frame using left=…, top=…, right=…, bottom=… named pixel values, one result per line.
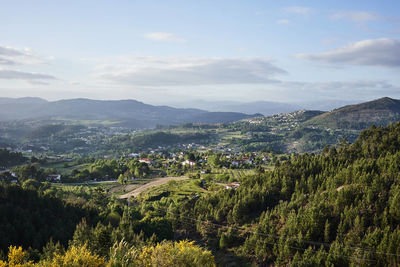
left=0, top=0, right=400, bottom=106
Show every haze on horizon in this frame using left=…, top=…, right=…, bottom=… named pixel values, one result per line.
left=1, top=0, right=400, bottom=106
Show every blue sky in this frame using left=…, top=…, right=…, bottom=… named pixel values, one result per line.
left=0, top=0, right=399, bottom=105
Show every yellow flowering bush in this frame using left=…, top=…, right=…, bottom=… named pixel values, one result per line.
left=0, top=246, right=34, bottom=267
left=2, top=241, right=214, bottom=267
left=47, top=245, right=105, bottom=267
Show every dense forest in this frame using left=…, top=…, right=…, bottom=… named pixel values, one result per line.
left=0, top=181, right=99, bottom=254
left=1, top=123, right=400, bottom=266
left=0, top=149, right=26, bottom=167
left=0, top=181, right=214, bottom=266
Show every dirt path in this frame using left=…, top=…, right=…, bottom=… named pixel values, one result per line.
left=109, top=183, right=138, bottom=194
left=119, top=176, right=188, bottom=199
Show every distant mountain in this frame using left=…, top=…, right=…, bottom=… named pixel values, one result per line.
left=305, top=97, right=400, bottom=129
left=166, top=100, right=302, bottom=115
left=0, top=97, right=258, bottom=128
left=0, top=97, right=50, bottom=121
left=0, top=97, right=47, bottom=105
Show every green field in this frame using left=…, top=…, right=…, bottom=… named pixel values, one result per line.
left=137, top=179, right=206, bottom=203
left=40, top=160, right=90, bottom=175
left=212, top=168, right=255, bottom=179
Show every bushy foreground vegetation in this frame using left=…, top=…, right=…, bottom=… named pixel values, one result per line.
left=0, top=240, right=215, bottom=267
left=0, top=180, right=214, bottom=266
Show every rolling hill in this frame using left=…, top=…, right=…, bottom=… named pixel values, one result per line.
left=305, top=97, right=400, bottom=129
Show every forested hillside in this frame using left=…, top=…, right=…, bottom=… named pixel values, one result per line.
left=0, top=181, right=214, bottom=266
left=168, top=123, right=400, bottom=266
left=0, top=149, right=25, bottom=167
left=0, top=181, right=99, bottom=253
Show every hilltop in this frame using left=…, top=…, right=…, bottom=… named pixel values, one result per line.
left=306, top=97, right=400, bottom=129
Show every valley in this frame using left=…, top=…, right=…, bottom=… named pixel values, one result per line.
left=1, top=96, right=400, bottom=266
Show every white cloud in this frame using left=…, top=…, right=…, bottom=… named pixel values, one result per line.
left=26, top=80, right=51, bottom=86
left=0, top=45, right=57, bottom=84
left=0, top=69, right=57, bottom=81
left=0, top=46, right=26, bottom=57
left=144, top=32, right=186, bottom=42
left=96, top=56, right=286, bottom=86
left=0, top=58, right=17, bottom=65
left=284, top=6, right=313, bottom=15
left=295, top=38, right=400, bottom=67
left=0, top=45, right=46, bottom=65
left=331, top=11, right=378, bottom=23
left=273, top=80, right=400, bottom=103
left=277, top=19, right=291, bottom=24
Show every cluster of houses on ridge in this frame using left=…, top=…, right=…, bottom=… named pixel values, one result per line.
left=126, top=150, right=270, bottom=169
left=138, top=157, right=197, bottom=167
left=134, top=155, right=259, bottom=168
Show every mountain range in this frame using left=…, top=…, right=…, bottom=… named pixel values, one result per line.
left=0, top=97, right=260, bottom=128
left=1, top=96, right=399, bottom=130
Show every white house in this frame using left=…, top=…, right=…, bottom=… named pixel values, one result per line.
left=139, top=158, right=154, bottom=165
left=182, top=160, right=196, bottom=167
left=47, top=174, right=61, bottom=182
left=225, top=182, right=240, bottom=190
left=231, top=160, right=240, bottom=167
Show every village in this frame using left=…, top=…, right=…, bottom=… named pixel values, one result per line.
left=0, top=144, right=277, bottom=189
